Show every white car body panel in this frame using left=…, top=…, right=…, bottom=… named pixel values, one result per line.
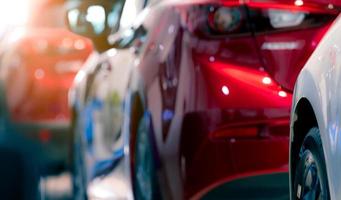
left=291, top=14, right=341, bottom=199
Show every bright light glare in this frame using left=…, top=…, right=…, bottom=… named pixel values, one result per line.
left=261, top=41, right=302, bottom=50
left=268, top=9, right=305, bottom=28
left=35, top=69, right=45, bottom=80
left=74, top=70, right=86, bottom=84
left=120, top=0, right=137, bottom=29
left=107, top=49, right=117, bottom=57
left=0, top=0, right=30, bottom=28
left=86, top=5, right=106, bottom=34
left=328, top=4, right=334, bottom=9
left=278, top=91, right=287, bottom=98
left=68, top=9, right=80, bottom=29
left=222, top=86, right=230, bottom=95
left=262, top=77, right=272, bottom=85
left=294, top=0, right=304, bottom=6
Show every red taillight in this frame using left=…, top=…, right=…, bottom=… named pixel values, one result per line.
left=207, top=6, right=245, bottom=34
left=187, top=4, right=336, bottom=37
left=178, top=1, right=338, bottom=93
left=39, top=129, right=52, bottom=143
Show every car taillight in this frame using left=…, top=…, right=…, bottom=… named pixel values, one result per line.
left=186, top=3, right=337, bottom=37
left=182, top=2, right=338, bottom=91
left=248, top=6, right=335, bottom=34
left=207, top=6, right=245, bottom=34
left=267, top=9, right=306, bottom=28
left=187, top=5, right=251, bottom=37
left=247, top=4, right=338, bottom=91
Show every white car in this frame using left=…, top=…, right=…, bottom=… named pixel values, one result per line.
left=66, top=0, right=159, bottom=199
left=290, top=14, right=341, bottom=200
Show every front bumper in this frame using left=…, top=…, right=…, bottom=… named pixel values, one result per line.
left=179, top=108, right=290, bottom=198
left=201, top=172, right=289, bottom=200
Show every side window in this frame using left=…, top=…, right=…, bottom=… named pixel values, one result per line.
left=67, top=0, right=125, bottom=37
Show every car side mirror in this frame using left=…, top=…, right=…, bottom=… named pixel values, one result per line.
left=65, top=0, right=124, bottom=52
left=108, top=24, right=148, bottom=51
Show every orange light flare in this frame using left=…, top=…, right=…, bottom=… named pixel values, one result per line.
left=0, top=0, right=31, bottom=29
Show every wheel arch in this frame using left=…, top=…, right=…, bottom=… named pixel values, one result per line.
left=290, top=97, right=318, bottom=187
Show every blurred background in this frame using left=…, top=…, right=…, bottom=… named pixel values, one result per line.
left=0, top=0, right=92, bottom=199
left=0, top=0, right=339, bottom=200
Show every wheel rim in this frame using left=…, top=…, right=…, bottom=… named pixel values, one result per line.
left=300, top=151, right=324, bottom=200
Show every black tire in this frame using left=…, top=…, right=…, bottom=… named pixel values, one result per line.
left=133, top=113, right=161, bottom=200
left=72, top=124, right=88, bottom=200
left=293, top=127, right=330, bottom=200
left=128, top=94, right=161, bottom=200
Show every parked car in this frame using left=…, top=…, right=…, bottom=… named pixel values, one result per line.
left=120, top=1, right=339, bottom=199
left=0, top=0, right=93, bottom=175
left=65, top=0, right=155, bottom=198
left=68, top=0, right=339, bottom=199
left=290, top=13, right=341, bottom=200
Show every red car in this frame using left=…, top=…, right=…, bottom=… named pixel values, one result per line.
left=0, top=0, right=92, bottom=173
left=120, top=0, right=339, bottom=199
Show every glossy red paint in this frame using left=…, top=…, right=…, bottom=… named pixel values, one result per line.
left=246, top=1, right=339, bottom=13
left=180, top=110, right=290, bottom=198
left=180, top=48, right=292, bottom=197
left=198, top=58, right=292, bottom=108
left=173, top=0, right=341, bottom=13
left=176, top=3, right=335, bottom=197
left=255, top=23, right=333, bottom=91
left=125, top=0, right=338, bottom=199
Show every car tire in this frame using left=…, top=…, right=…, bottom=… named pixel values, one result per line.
left=293, top=127, right=330, bottom=200
left=133, top=113, right=161, bottom=200
left=72, top=124, right=88, bottom=200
